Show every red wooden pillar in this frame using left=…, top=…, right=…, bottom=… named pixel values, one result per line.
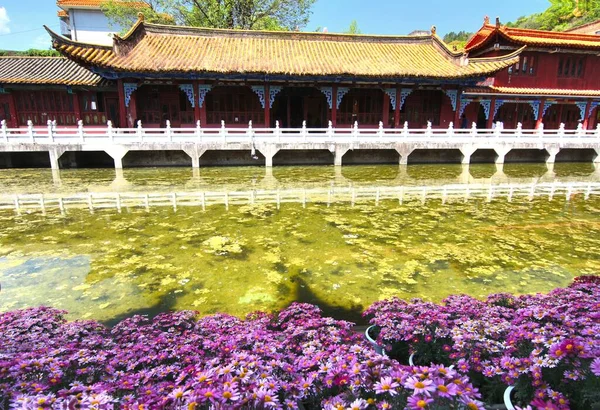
left=73, top=92, right=83, bottom=123
left=486, top=97, right=496, bottom=129
left=117, top=79, right=127, bottom=128
left=582, top=100, right=592, bottom=129
left=394, top=88, right=401, bottom=128
left=8, top=92, right=19, bottom=127
left=264, top=84, right=270, bottom=128
left=382, top=91, right=390, bottom=127
left=331, top=85, right=338, bottom=127
left=557, top=103, right=564, bottom=126
left=453, top=89, right=462, bottom=127
left=193, top=81, right=201, bottom=124
left=536, top=98, right=545, bottom=129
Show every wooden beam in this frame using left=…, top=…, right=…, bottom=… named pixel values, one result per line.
left=536, top=98, right=545, bottom=129
left=394, top=88, right=401, bottom=128
left=583, top=99, right=592, bottom=129
left=117, top=79, right=127, bottom=128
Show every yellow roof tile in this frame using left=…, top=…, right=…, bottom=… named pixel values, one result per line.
left=46, top=21, right=519, bottom=80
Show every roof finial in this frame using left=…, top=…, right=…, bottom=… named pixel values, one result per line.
left=484, top=16, right=490, bottom=25
left=431, top=25, right=437, bottom=35
left=495, top=17, right=501, bottom=28
left=138, top=12, right=145, bottom=22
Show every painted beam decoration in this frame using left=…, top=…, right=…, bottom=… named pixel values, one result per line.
left=443, top=89, right=458, bottom=112
left=268, top=86, right=283, bottom=108
left=542, top=101, right=556, bottom=117
left=318, top=87, right=333, bottom=109
left=178, top=84, right=195, bottom=108
left=383, top=88, right=397, bottom=110
left=197, top=85, right=212, bottom=108
left=251, top=86, right=267, bottom=108
left=493, top=100, right=540, bottom=120
left=458, top=97, right=491, bottom=119
left=336, top=87, right=350, bottom=109
left=575, top=101, right=588, bottom=120
left=123, top=83, right=138, bottom=107
left=399, top=88, right=413, bottom=110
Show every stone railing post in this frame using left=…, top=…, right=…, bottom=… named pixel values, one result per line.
left=426, top=121, right=432, bottom=138
left=446, top=121, right=454, bottom=137
left=275, top=120, right=281, bottom=142
left=220, top=120, right=226, bottom=142
left=1, top=119, right=7, bottom=142
left=558, top=123, right=565, bottom=140
left=28, top=120, right=34, bottom=142
left=302, top=120, right=308, bottom=142
left=47, top=120, right=54, bottom=142
left=196, top=120, right=202, bottom=142
left=596, top=124, right=600, bottom=139
left=166, top=120, right=172, bottom=142
left=78, top=120, right=84, bottom=143
left=326, top=120, right=333, bottom=140
left=106, top=120, right=114, bottom=142
left=353, top=121, right=359, bottom=140
left=137, top=120, right=143, bottom=142
left=576, top=123, right=584, bottom=138
left=494, top=122, right=501, bottom=138
left=516, top=122, right=522, bottom=138
left=470, top=122, right=477, bottom=138
left=378, top=121, right=384, bottom=138
left=403, top=121, right=409, bottom=138
left=247, top=120, right=254, bottom=143
left=537, top=122, right=544, bottom=138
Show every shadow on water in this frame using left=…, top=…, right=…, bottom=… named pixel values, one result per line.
left=289, top=276, right=366, bottom=325
left=100, top=288, right=187, bottom=328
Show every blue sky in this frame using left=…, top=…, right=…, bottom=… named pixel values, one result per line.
left=0, top=0, right=549, bottom=50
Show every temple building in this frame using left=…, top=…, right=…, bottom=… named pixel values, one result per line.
left=462, top=17, right=600, bottom=130
left=1, top=15, right=600, bottom=131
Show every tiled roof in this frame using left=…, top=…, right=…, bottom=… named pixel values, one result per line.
left=57, top=10, right=68, bottom=18
left=464, top=86, right=600, bottom=98
left=46, top=20, right=520, bottom=79
left=565, top=20, right=600, bottom=35
left=0, top=56, right=111, bottom=86
left=57, top=0, right=148, bottom=10
left=465, top=22, right=600, bottom=51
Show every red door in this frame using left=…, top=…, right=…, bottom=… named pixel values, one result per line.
left=0, top=94, right=15, bottom=127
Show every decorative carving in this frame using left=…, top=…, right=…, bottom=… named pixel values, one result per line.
left=198, top=85, right=212, bottom=108
left=123, top=82, right=138, bottom=107
left=458, top=97, right=473, bottom=118
left=528, top=100, right=540, bottom=120
left=251, top=86, right=267, bottom=108
left=384, top=88, right=397, bottom=110
left=480, top=99, right=491, bottom=120
left=443, top=89, right=459, bottom=112
left=400, top=88, right=414, bottom=110
left=542, top=101, right=556, bottom=117
left=319, top=87, right=333, bottom=109
left=575, top=101, right=588, bottom=120
left=178, top=84, right=195, bottom=108
left=336, top=87, right=350, bottom=109
left=268, top=86, right=283, bottom=108
left=588, top=101, right=600, bottom=118
left=493, top=99, right=505, bottom=119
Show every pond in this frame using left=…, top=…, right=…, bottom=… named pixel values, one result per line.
left=0, top=163, right=599, bottom=325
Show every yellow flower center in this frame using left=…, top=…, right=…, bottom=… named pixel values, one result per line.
left=204, top=392, right=213, bottom=398
left=223, top=392, right=232, bottom=399
left=264, top=395, right=272, bottom=402
left=467, top=403, right=478, bottom=410
left=438, top=385, right=448, bottom=393
left=414, top=381, right=425, bottom=389
left=417, top=400, right=427, bottom=408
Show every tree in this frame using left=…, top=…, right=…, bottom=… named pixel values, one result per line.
left=345, top=20, right=361, bottom=34
left=508, top=0, right=600, bottom=31
left=101, top=0, right=317, bottom=32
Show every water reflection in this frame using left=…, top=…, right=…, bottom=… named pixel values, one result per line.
left=0, top=164, right=599, bottom=324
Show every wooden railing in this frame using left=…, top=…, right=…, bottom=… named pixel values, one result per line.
left=1, top=181, right=598, bottom=215
left=2, top=119, right=600, bottom=145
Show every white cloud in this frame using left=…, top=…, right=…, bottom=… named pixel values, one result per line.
left=31, top=33, right=51, bottom=50
left=0, top=7, right=9, bottom=35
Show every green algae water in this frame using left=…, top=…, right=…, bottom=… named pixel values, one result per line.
left=0, top=163, right=599, bottom=324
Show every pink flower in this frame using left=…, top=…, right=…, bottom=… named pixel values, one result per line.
left=374, top=376, right=400, bottom=396
left=406, top=395, right=433, bottom=409
left=404, top=377, right=435, bottom=396
left=591, top=357, right=600, bottom=376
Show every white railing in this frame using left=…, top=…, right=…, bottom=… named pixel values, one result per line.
left=2, top=119, right=600, bottom=145
left=2, top=182, right=598, bottom=214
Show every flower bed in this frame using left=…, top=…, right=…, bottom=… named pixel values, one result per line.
left=0, top=279, right=598, bottom=409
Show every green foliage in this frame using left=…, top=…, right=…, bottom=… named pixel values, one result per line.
left=102, top=0, right=317, bottom=32
left=508, top=0, right=600, bottom=31
left=0, top=49, right=61, bottom=57
left=442, top=30, right=472, bottom=43
left=345, top=20, right=361, bottom=34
